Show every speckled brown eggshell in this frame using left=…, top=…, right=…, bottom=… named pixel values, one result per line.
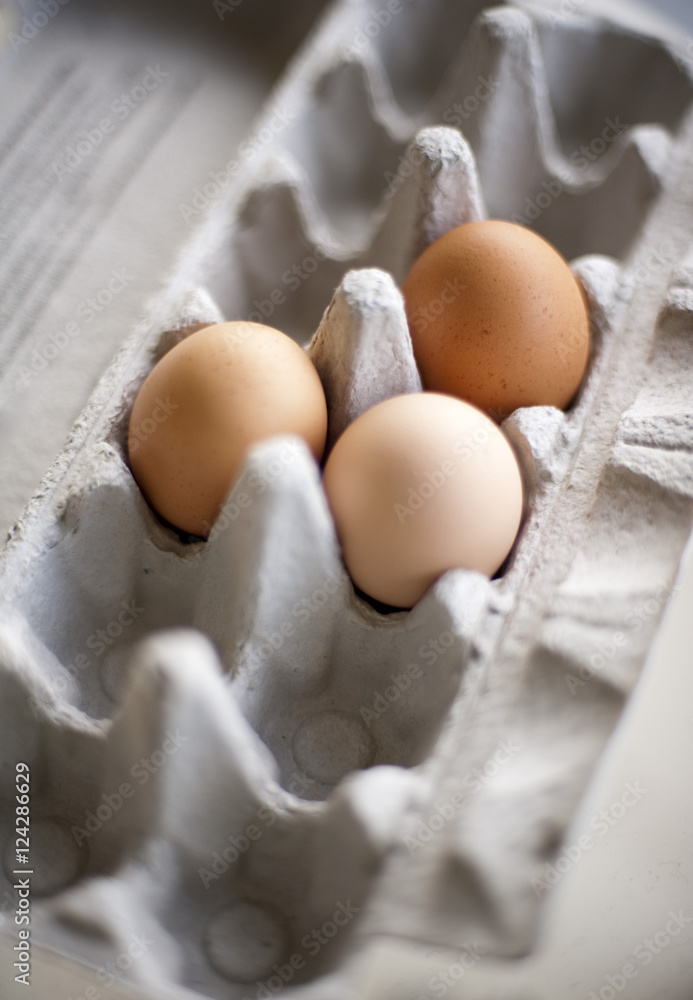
left=128, top=321, right=328, bottom=537
left=402, top=220, right=590, bottom=421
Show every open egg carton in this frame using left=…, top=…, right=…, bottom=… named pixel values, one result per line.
left=2, top=0, right=693, bottom=996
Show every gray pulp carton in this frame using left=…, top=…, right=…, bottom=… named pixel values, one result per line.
left=2, top=1, right=693, bottom=997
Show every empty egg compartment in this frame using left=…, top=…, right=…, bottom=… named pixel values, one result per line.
left=0, top=620, right=439, bottom=997
left=203, top=0, right=693, bottom=348
left=428, top=4, right=692, bottom=259
left=0, top=267, right=486, bottom=999
left=2, top=0, right=693, bottom=996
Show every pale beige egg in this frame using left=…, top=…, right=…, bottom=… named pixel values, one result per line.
left=128, top=321, right=327, bottom=537
left=322, top=392, right=524, bottom=608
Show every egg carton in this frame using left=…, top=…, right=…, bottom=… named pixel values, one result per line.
left=2, top=0, right=693, bottom=997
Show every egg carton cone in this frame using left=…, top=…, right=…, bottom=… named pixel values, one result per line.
left=2, top=1, right=693, bottom=997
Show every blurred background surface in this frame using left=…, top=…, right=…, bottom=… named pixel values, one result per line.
left=0, top=0, right=331, bottom=537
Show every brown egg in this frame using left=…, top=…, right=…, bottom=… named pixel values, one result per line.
left=322, top=393, right=523, bottom=609
left=128, top=321, right=327, bottom=537
left=402, top=220, right=590, bottom=420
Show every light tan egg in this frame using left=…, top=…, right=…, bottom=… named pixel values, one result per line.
left=402, top=220, right=590, bottom=420
left=128, top=321, right=327, bottom=537
left=322, top=392, right=523, bottom=609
